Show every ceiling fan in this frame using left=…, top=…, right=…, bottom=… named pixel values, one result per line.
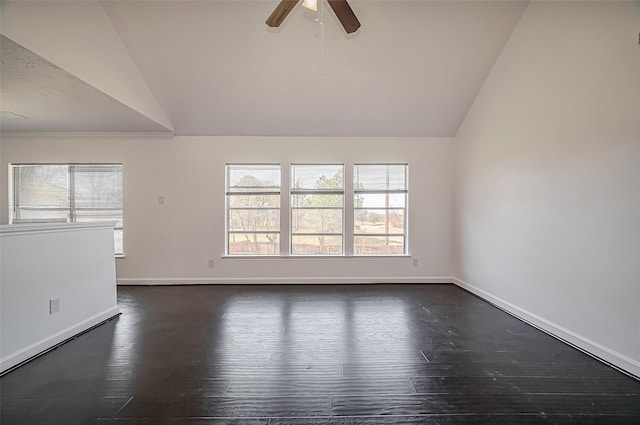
left=266, top=0, right=361, bottom=34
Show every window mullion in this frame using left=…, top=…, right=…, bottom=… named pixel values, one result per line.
left=344, top=162, right=354, bottom=256
left=225, top=164, right=231, bottom=255
left=69, top=165, right=75, bottom=223
left=12, top=166, right=19, bottom=222
left=281, top=163, right=290, bottom=256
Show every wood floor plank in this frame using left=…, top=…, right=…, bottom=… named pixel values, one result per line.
left=270, top=416, right=640, bottom=425
left=225, top=377, right=415, bottom=395
left=116, top=395, right=331, bottom=418
left=330, top=393, right=541, bottom=416
left=528, top=393, right=640, bottom=414
left=345, top=361, right=627, bottom=379
left=410, top=376, right=640, bottom=395
left=0, top=396, right=131, bottom=425
left=421, top=350, right=596, bottom=364
left=409, top=376, right=519, bottom=394
left=99, top=420, right=270, bottom=425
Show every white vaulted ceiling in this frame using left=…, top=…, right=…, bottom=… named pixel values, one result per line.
left=0, top=0, right=529, bottom=136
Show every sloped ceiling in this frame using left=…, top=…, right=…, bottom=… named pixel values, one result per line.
left=0, top=36, right=172, bottom=133
left=0, top=0, right=529, bottom=136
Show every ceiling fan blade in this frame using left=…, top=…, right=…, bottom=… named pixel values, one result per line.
left=327, top=0, right=361, bottom=34
left=266, top=0, right=300, bottom=28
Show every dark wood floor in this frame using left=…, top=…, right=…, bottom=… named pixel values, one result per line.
left=2, top=284, right=639, bottom=424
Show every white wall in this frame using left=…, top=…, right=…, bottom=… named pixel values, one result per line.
left=454, top=1, right=640, bottom=376
left=0, top=135, right=455, bottom=283
left=1, top=223, right=119, bottom=373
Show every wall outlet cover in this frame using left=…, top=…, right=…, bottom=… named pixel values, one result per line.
left=49, top=297, right=60, bottom=314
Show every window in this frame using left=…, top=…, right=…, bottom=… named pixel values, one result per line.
left=225, top=163, right=408, bottom=257
left=10, top=164, right=124, bottom=255
left=291, top=164, right=344, bottom=255
left=354, top=164, right=408, bottom=255
left=226, top=164, right=280, bottom=255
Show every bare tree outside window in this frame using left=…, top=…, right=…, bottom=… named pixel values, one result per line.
left=226, top=164, right=280, bottom=255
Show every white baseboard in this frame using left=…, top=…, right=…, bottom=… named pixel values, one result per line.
left=452, top=277, right=640, bottom=379
left=117, top=276, right=453, bottom=285
left=0, top=306, right=120, bottom=374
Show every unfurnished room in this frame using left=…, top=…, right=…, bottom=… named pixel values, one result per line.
left=0, top=0, right=639, bottom=424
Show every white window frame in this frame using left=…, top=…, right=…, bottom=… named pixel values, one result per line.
left=225, top=163, right=281, bottom=256
left=9, top=163, right=124, bottom=256
left=353, top=163, right=408, bottom=256
left=290, top=164, right=345, bottom=256
left=223, top=163, right=410, bottom=258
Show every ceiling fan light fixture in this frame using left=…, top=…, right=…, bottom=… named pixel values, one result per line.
left=266, top=0, right=361, bottom=34
left=301, top=0, right=318, bottom=12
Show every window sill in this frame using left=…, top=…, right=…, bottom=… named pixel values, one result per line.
left=222, top=255, right=411, bottom=259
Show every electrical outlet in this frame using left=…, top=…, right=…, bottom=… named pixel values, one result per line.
left=412, top=258, right=419, bottom=267
left=208, top=258, right=215, bottom=268
left=49, top=297, right=60, bottom=314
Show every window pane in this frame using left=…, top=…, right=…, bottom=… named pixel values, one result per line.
left=354, top=164, right=407, bottom=191
left=291, top=165, right=344, bottom=190
left=355, top=236, right=405, bottom=255
left=229, top=209, right=280, bottom=232
left=73, top=165, right=123, bottom=255
left=228, top=233, right=280, bottom=255
left=291, top=235, right=343, bottom=255
left=74, top=165, right=123, bottom=209
left=354, top=164, right=408, bottom=256
left=229, top=194, right=280, bottom=209
left=228, top=164, right=280, bottom=192
left=226, top=164, right=281, bottom=255
left=291, top=208, right=343, bottom=234
left=290, top=165, right=345, bottom=256
left=355, top=193, right=406, bottom=209
left=75, top=210, right=123, bottom=228
left=355, top=209, right=405, bottom=234
left=292, top=193, right=343, bottom=208
left=13, top=165, right=69, bottom=209
left=12, top=209, right=69, bottom=223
